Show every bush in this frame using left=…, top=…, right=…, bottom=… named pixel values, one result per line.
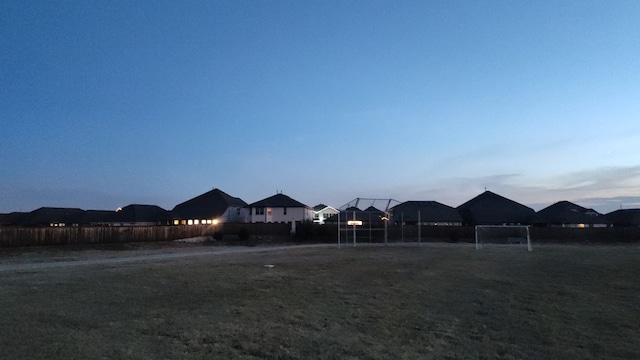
left=238, top=227, right=250, bottom=241
left=294, top=221, right=316, bottom=240
left=212, top=231, right=224, bottom=241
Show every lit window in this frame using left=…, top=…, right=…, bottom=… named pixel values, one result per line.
left=187, top=220, right=193, bottom=225
left=181, top=220, right=186, bottom=225
left=173, top=220, right=179, bottom=225
left=194, top=220, right=200, bottom=225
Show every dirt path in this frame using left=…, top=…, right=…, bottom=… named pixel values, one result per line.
left=0, top=243, right=337, bottom=272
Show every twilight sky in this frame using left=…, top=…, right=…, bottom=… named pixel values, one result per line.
left=1, top=1, right=639, bottom=214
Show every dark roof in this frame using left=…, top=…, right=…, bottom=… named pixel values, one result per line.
left=537, top=201, right=607, bottom=225
left=172, top=188, right=247, bottom=219
left=364, top=206, right=384, bottom=214
left=114, top=204, right=170, bottom=223
left=313, top=204, right=328, bottom=211
left=247, top=193, right=310, bottom=208
left=0, top=212, right=28, bottom=226
left=23, top=207, right=87, bottom=225
left=604, top=209, right=640, bottom=226
left=457, top=191, right=541, bottom=225
left=83, top=210, right=117, bottom=224
left=390, top=201, right=463, bottom=223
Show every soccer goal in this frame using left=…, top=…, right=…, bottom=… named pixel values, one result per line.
left=475, top=225, right=532, bottom=251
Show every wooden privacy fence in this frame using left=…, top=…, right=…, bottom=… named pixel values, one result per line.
left=0, top=223, right=293, bottom=248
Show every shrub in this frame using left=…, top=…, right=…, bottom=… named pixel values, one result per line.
left=212, top=231, right=224, bottom=241
left=448, top=230, right=459, bottom=243
left=238, top=227, right=250, bottom=241
left=294, top=221, right=316, bottom=240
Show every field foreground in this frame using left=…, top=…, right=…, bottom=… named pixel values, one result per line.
left=1, top=243, right=639, bottom=359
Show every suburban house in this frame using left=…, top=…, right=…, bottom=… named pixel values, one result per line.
left=20, top=207, right=86, bottom=227
left=389, top=201, right=463, bottom=226
left=537, top=201, right=608, bottom=228
left=246, top=193, right=314, bottom=224
left=109, top=204, right=171, bottom=226
left=83, top=210, right=118, bottom=226
left=171, top=188, right=248, bottom=225
left=457, top=191, right=542, bottom=226
left=604, top=209, right=640, bottom=227
left=0, top=212, right=28, bottom=226
left=312, top=204, right=339, bottom=224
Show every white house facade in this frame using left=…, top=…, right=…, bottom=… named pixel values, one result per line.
left=247, top=193, right=314, bottom=224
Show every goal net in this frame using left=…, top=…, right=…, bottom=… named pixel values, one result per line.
left=475, top=225, right=532, bottom=251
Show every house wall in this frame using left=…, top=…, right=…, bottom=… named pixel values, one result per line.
left=249, top=207, right=314, bottom=223
left=172, top=206, right=249, bottom=225
left=223, top=206, right=249, bottom=223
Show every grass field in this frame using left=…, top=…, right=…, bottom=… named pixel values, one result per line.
left=1, top=243, right=639, bottom=359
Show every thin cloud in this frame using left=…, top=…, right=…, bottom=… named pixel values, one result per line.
left=382, top=166, right=640, bottom=213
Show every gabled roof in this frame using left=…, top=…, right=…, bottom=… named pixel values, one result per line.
left=457, top=191, right=541, bottom=225
left=172, top=188, right=247, bottom=219
left=604, top=209, right=640, bottom=226
left=313, top=204, right=336, bottom=212
left=313, top=204, right=338, bottom=213
left=114, top=204, right=170, bottom=223
left=364, top=206, right=384, bottom=214
left=247, top=193, right=310, bottom=209
left=390, top=201, right=463, bottom=223
left=537, top=201, right=607, bottom=225
left=313, top=204, right=327, bottom=211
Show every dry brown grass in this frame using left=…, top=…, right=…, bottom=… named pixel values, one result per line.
left=1, top=244, right=639, bottom=359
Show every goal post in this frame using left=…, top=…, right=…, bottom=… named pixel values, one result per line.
left=475, top=225, right=532, bottom=251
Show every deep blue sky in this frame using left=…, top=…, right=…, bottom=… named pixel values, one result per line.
left=1, top=1, right=639, bottom=213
